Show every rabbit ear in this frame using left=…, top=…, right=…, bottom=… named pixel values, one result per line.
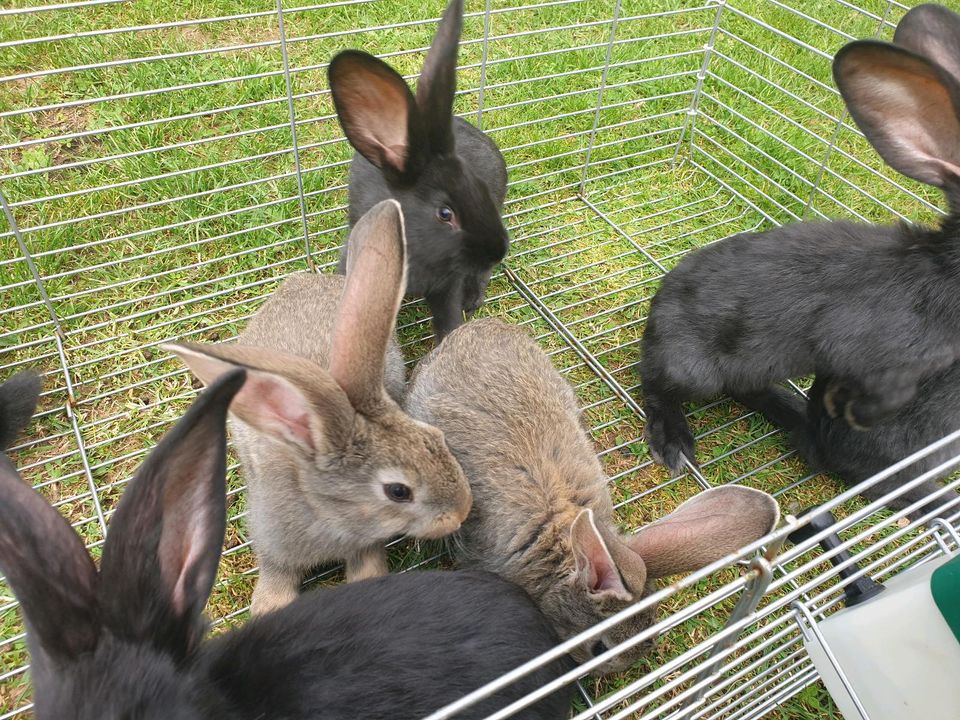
left=328, top=50, right=428, bottom=183
left=0, top=371, right=42, bottom=450
left=570, top=509, right=634, bottom=600
left=98, top=369, right=244, bottom=660
left=833, top=40, right=960, bottom=190
left=894, top=3, right=960, bottom=87
left=416, top=0, right=463, bottom=154
left=329, top=200, right=408, bottom=415
left=626, top=486, right=779, bottom=579
left=163, top=342, right=354, bottom=456
left=0, top=459, right=99, bottom=662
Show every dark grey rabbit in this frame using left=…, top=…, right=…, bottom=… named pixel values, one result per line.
left=165, top=200, right=471, bottom=616
left=407, top=318, right=780, bottom=674
left=0, top=369, right=574, bottom=720
left=640, top=3, right=960, bottom=476
left=329, top=0, right=510, bottom=341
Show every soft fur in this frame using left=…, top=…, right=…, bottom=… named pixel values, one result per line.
left=329, top=0, right=510, bottom=341
left=406, top=318, right=779, bottom=674
left=165, top=200, right=471, bottom=615
left=640, top=3, right=960, bottom=475
left=0, top=370, right=574, bottom=720
left=0, top=371, right=41, bottom=453
left=737, top=368, right=960, bottom=520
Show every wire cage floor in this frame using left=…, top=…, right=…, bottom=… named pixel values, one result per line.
left=2, top=0, right=960, bottom=717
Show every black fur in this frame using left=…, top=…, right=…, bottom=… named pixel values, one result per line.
left=736, top=370, right=960, bottom=520
left=0, top=370, right=41, bottom=451
left=640, top=4, right=960, bottom=472
left=200, top=570, right=574, bottom=720
left=0, top=370, right=574, bottom=720
left=640, top=221, right=960, bottom=470
left=329, top=0, right=510, bottom=342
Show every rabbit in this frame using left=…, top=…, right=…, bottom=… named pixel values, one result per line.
left=328, top=0, right=510, bottom=342
left=639, top=2, right=960, bottom=474
left=0, top=368, right=577, bottom=720
left=405, top=318, right=780, bottom=674
left=164, top=200, right=471, bottom=616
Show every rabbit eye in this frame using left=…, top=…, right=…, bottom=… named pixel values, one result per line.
left=384, top=483, right=413, bottom=503
left=436, top=205, right=455, bottom=224
left=591, top=640, right=608, bottom=657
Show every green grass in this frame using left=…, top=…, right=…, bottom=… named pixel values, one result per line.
left=2, top=0, right=958, bottom=716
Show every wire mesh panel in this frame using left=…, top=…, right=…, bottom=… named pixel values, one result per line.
left=1, top=0, right=958, bottom=717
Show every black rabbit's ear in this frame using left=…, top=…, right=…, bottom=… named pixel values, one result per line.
left=329, top=50, right=428, bottom=184
left=834, top=40, right=960, bottom=189
left=0, top=371, right=42, bottom=451
left=894, top=3, right=960, bottom=87
left=98, top=369, right=244, bottom=659
left=416, top=0, right=464, bottom=154
left=0, top=457, right=100, bottom=662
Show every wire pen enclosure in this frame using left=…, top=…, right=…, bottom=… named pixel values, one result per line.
left=1, top=0, right=959, bottom=718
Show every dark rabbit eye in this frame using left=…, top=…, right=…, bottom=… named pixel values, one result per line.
left=436, top=205, right=455, bottom=224
left=384, top=483, right=413, bottom=503
left=591, top=640, right=608, bottom=657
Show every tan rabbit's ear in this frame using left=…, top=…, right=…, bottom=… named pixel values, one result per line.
left=163, top=342, right=354, bottom=456
left=570, top=508, right=635, bottom=601
left=894, top=3, right=960, bottom=87
left=626, top=486, right=779, bottom=579
left=329, top=200, right=407, bottom=415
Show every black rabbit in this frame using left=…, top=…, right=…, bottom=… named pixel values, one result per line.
left=732, top=7, right=960, bottom=525
left=640, top=3, right=960, bottom=478
left=0, top=369, right=575, bottom=719
left=329, top=0, right=510, bottom=341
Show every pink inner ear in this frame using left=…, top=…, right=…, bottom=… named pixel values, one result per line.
left=591, top=557, right=625, bottom=594
left=572, top=511, right=629, bottom=598
left=233, top=372, right=316, bottom=454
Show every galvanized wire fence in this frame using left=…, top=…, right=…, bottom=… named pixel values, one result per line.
left=1, top=0, right=958, bottom=717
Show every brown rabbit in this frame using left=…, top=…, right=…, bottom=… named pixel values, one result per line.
left=406, top=318, right=779, bottom=673
left=165, top=200, right=471, bottom=616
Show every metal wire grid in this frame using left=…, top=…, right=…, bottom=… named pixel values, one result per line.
left=0, top=0, right=957, bottom=717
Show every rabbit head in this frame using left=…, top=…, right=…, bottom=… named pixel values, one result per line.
left=165, top=201, right=472, bottom=545
left=0, top=369, right=245, bottom=719
left=834, top=3, right=960, bottom=208
left=328, top=0, right=510, bottom=336
left=545, top=487, right=779, bottom=674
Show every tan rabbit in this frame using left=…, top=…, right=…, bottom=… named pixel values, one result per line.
left=406, top=318, right=779, bottom=674
left=165, top=200, right=472, bottom=616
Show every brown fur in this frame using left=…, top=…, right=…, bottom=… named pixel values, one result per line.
left=407, top=319, right=779, bottom=673
left=166, top=201, right=471, bottom=615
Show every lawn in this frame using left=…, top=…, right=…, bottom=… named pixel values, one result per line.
left=0, top=0, right=955, bottom=717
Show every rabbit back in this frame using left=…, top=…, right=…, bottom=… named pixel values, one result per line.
left=407, top=318, right=613, bottom=567
left=199, top=569, right=574, bottom=720
left=242, top=271, right=405, bottom=402
left=643, top=220, right=959, bottom=399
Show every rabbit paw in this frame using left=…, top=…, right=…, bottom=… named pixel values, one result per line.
left=643, top=414, right=697, bottom=474
left=824, top=378, right=915, bottom=430
left=822, top=381, right=851, bottom=421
